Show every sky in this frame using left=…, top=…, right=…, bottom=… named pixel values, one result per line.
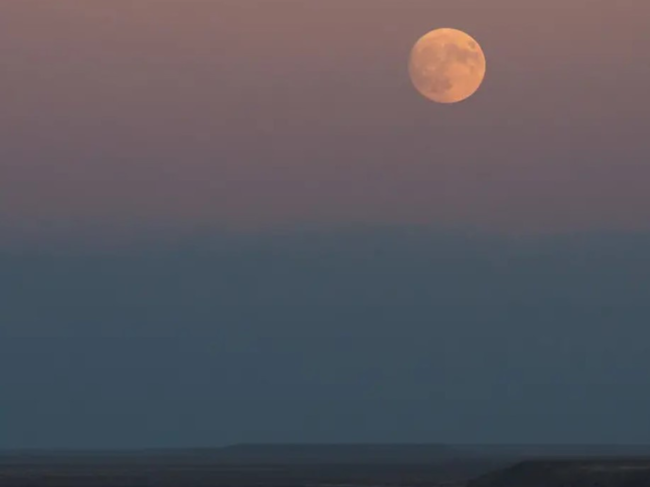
left=1, top=1, right=650, bottom=448
left=1, top=0, right=650, bottom=238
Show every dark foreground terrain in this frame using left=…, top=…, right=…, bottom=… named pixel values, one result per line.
left=470, top=459, right=650, bottom=487
left=0, top=460, right=500, bottom=487
left=2, top=445, right=650, bottom=487
left=0, top=462, right=495, bottom=487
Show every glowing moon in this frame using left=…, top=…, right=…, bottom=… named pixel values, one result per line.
left=408, top=28, right=486, bottom=104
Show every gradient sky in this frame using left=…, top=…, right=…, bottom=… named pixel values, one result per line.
left=2, top=1, right=650, bottom=449
left=1, top=0, right=650, bottom=240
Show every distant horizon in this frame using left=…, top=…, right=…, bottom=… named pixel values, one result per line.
left=4, top=442, right=650, bottom=454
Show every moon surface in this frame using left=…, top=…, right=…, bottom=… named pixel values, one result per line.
left=409, top=28, right=486, bottom=104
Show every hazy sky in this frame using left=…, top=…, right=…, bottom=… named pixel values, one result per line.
left=1, top=0, right=650, bottom=240
left=3, top=231, right=650, bottom=448
left=2, top=2, right=650, bottom=449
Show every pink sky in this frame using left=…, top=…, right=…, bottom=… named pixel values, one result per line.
left=1, top=0, right=649, bottom=240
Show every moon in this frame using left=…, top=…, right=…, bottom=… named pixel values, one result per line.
left=408, top=28, right=486, bottom=104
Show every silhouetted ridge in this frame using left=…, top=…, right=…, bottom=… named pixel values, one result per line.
left=469, top=459, right=650, bottom=487
left=219, top=443, right=457, bottom=463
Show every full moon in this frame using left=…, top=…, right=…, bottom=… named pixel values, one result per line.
left=408, top=28, right=486, bottom=104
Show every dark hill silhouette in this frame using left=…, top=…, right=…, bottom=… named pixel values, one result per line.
left=469, top=459, right=650, bottom=487
left=0, top=444, right=459, bottom=466
left=216, top=443, right=457, bottom=463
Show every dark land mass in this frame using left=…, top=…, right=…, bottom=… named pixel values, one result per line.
left=0, top=445, right=501, bottom=487
left=1, top=445, right=650, bottom=487
left=470, top=459, right=650, bottom=487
